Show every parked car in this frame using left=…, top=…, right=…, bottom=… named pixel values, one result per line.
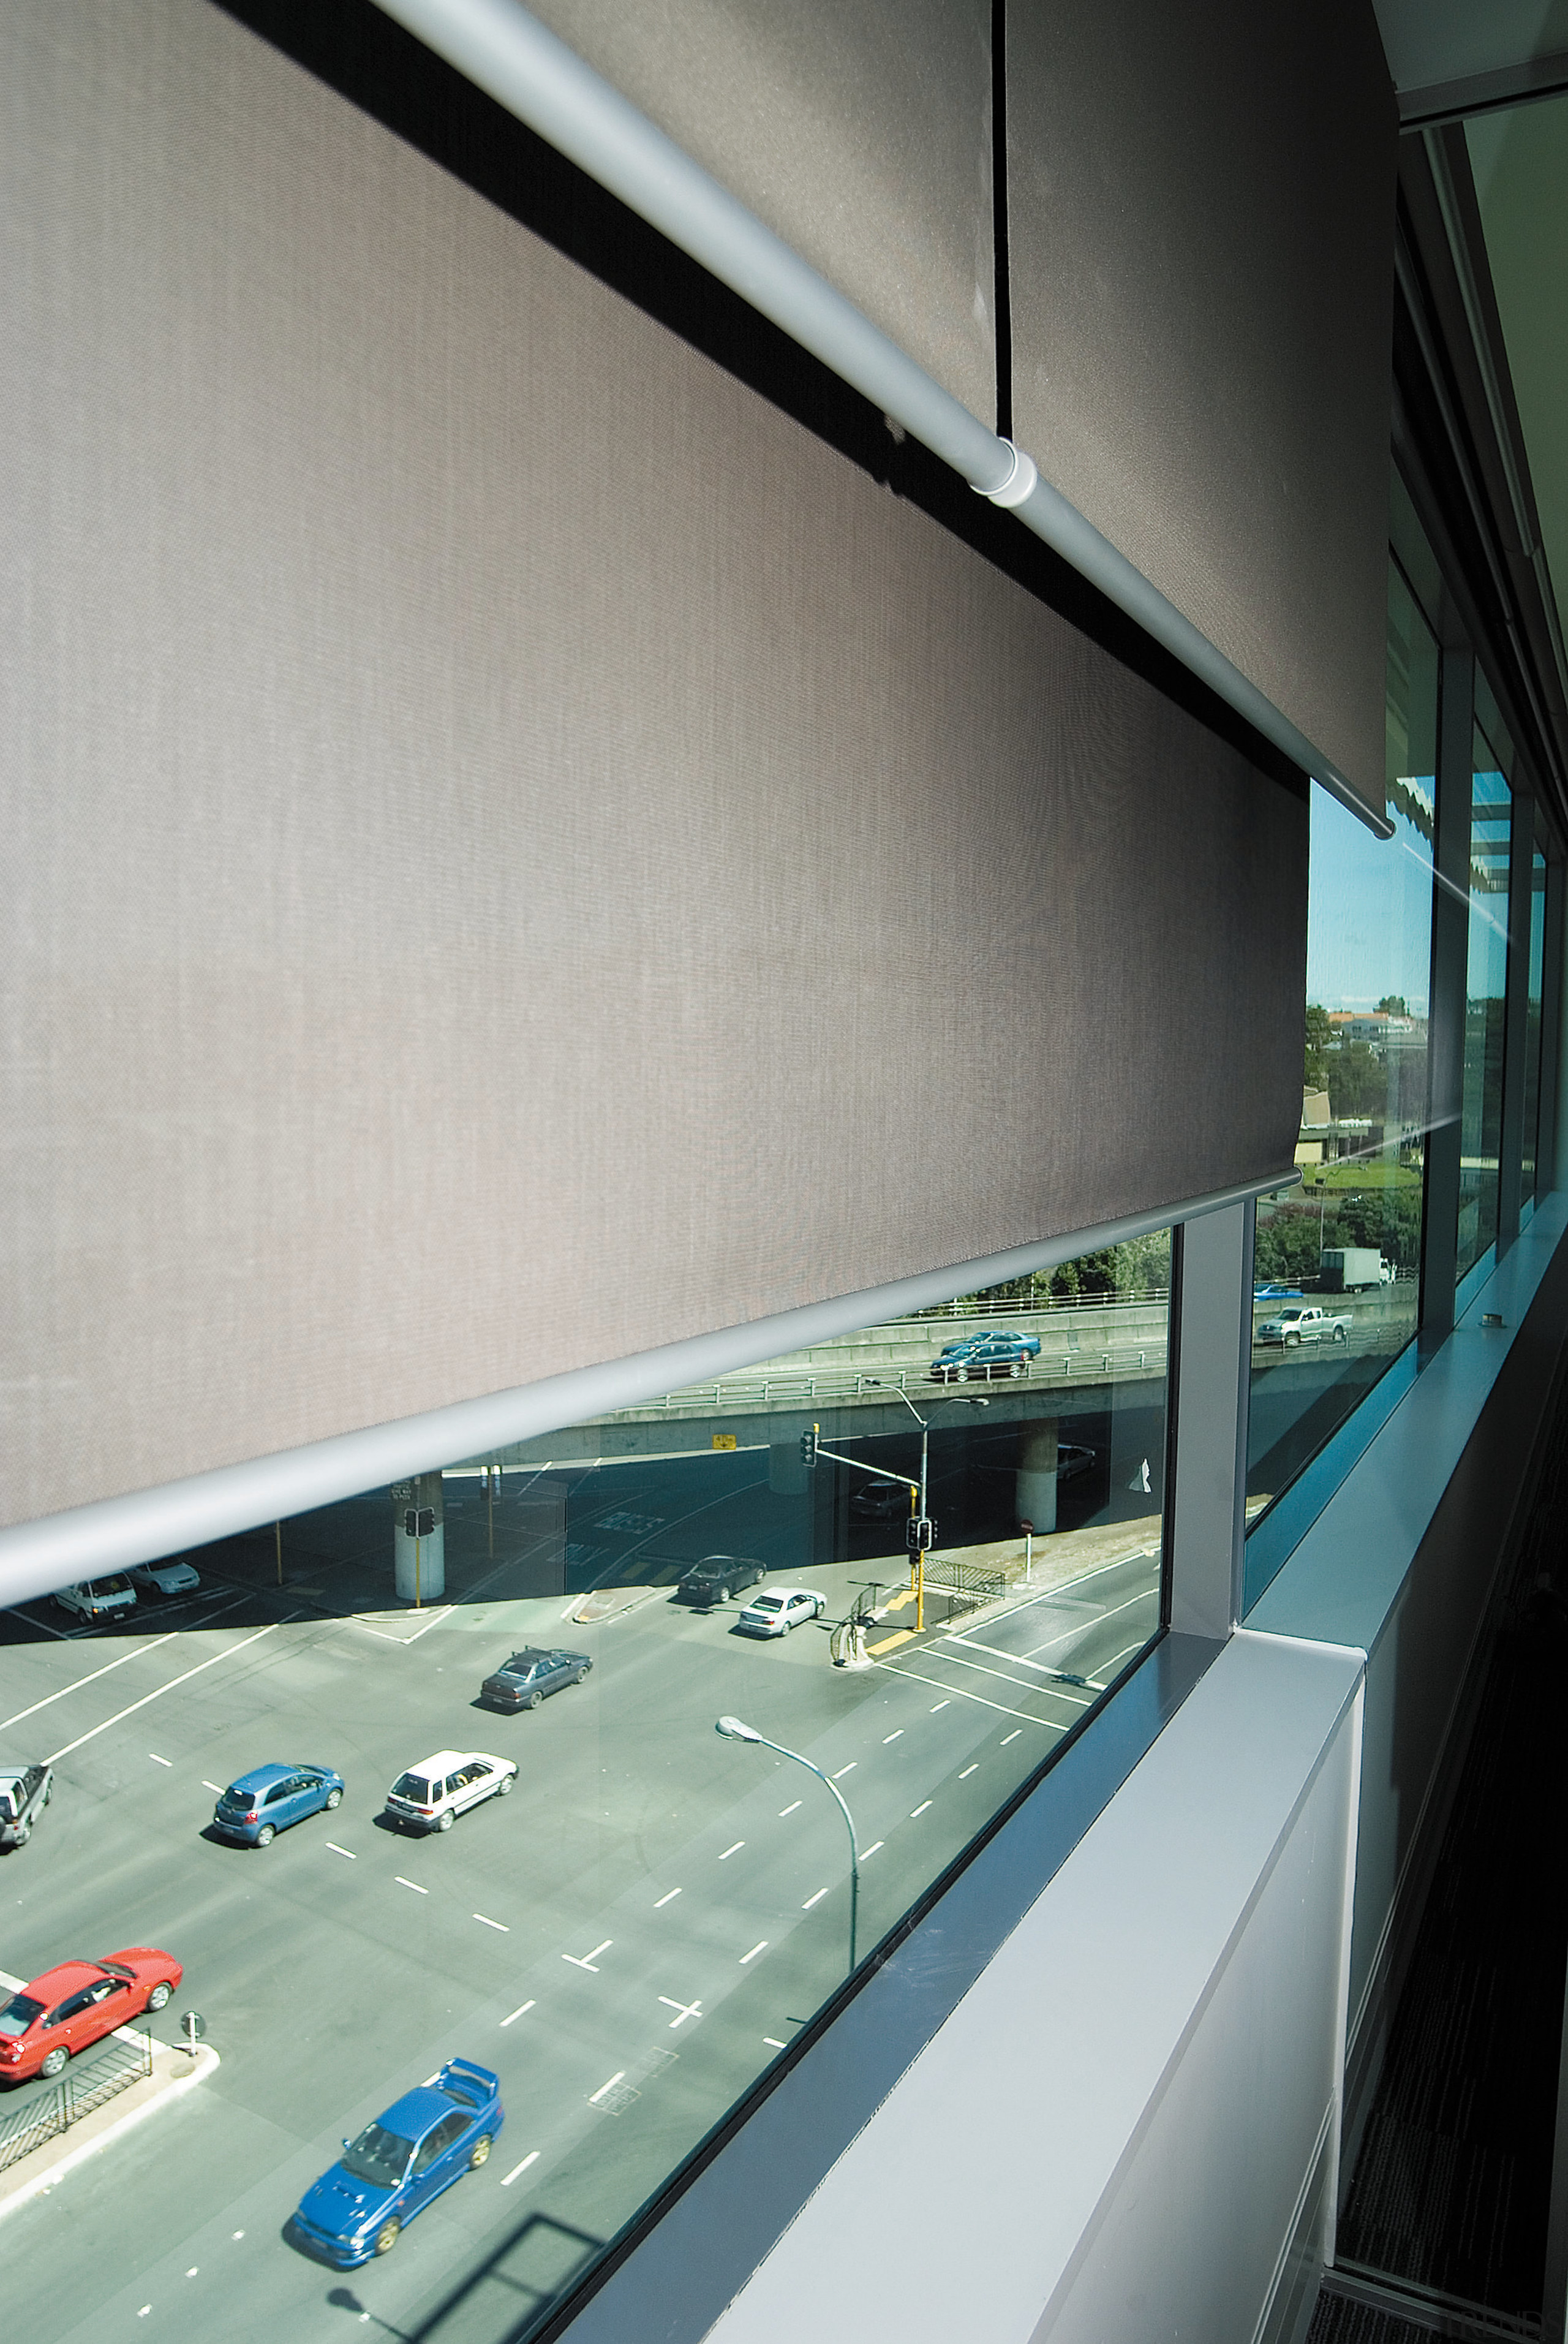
left=0, top=1763, right=52, bottom=1851
left=848, top=1480, right=916, bottom=1522
left=127, top=1558, right=202, bottom=1598
left=211, top=1763, right=345, bottom=1847
left=480, top=1647, right=592, bottom=1712
left=1057, top=1442, right=1095, bottom=1484
left=291, top=2057, right=504, bottom=2266
left=929, top=1330, right=1042, bottom=1382
left=734, top=1587, right=826, bottom=1638
left=675, top=1556, right=766, bottom=1606
left=53, top=1576, right=137, bottom=1623
left=0, top=1948, right=182, bottom=2081
left=383, top=1752, right=516, bottom=1834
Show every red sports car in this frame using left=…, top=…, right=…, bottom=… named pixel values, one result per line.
left=0, top=1948, right=182, bottom=2081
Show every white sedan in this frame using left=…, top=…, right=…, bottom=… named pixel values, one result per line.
left=127, top=1558, right=202, bottom=1597
left=734, top=1587, right=827, bottom=1638
left=383, top=1750, right=517, bottom=1834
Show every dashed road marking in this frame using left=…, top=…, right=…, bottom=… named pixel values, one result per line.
left=473, top=1913, right=509, bottom=1932
left=802, top=1887, right=828, bottom=1909
left=1001, top=1730, right=1022, bottom=1745
left=882, top=1730, right=903, bottom=1744
left=325, top=1843, right=355, bottom=1859
left=564, top=1939, right=612, bottom=1972
left=149, top=1753, right=172, bottom=1767
left=930, top=1700, right=951, bottom=1711
left=959, top=1763, right=979, bottom=1779
left=502, top=2150, right=540, bottom=2186
left=740, top=1941, right=768, bottom=1964
left=778, top=1800, right=802, bottom=1815
left=654, top=1888, right=682, bottom=1908
left=862, top=1841, right=884, bottom=1859
left=658, top=1995, right=703, bottom=2028
left=395, top=1877, right=428, bottom=1895
left=718, top=1841, right=745, bottom=1861
left=872, top=1655, right=1063, bottom=1725
left=202, top=1781, right=224, bottom=1793
left=910, top=1800, right=932, bottom=1817
left=500, top=2000, right=535, bottom=2027
left=589, top=2070, right=627, bottom=2104
left=831, top=1763, right=856, bottom=1779
left=763, top=2036, right=787, bottom=2049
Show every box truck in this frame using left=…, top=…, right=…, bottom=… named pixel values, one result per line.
left=1319, top=1246, right=1384, bottom=1291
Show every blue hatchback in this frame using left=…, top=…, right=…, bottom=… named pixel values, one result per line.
left=211, top=1762, right=345, bottom=1847
left=291, top=2060, right=504, bottom=2266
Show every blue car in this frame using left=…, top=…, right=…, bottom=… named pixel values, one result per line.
left=929, top=1329, right=1042, bottom=1382
left=292, top=2059, right=504, bottom=2265
left=211, top=1762, right=345, bottom=1847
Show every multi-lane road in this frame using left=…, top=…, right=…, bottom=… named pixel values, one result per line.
left=0, top=1543, right=1156, bottom=2344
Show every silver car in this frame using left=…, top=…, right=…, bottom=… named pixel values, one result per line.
left=0, top=1764, right=53, bottom=1851
left=734, top=1587, right=827, bottom=1638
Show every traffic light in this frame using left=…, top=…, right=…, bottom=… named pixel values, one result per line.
left=799, top=1424, right=818, bottom=1469
left=404, top=1507, right=435, bottom=1538
left=905, top=1516, right=936, bottom=1553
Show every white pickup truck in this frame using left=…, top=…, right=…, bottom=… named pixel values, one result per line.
left=1256, top=1304, right=1352, bottom=1349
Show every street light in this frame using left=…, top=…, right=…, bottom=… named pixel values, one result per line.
left=715, top=1716, right=860, bottom=1974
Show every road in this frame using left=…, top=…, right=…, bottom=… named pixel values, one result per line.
left=0, top=1543, right=1156, bottom=2344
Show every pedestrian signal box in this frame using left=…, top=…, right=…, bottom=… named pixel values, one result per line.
left=404, top=1507, right=435, bottom=1539
left=906, top=1516, right=936, bottom=1552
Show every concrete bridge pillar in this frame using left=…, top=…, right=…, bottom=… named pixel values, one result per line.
left=1017, top=1423, right=1058, bottom=1535
left=392, top=1471, right=445, bottom=1602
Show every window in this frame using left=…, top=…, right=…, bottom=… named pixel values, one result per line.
left=1246, top=559, right=1436, bottom=1521
left=1521, top=836, right=1547, bottom=1212
left=1457, top=730, right=1512, bottom=1280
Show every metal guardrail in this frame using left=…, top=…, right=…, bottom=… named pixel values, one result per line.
left=0, top=2030, right=152, bottom=2176
left=614, top=1346, right=1167, bottom=1418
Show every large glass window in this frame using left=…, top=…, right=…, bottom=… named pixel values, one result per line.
left=1, top=1233, right=1168, bottom=2343
left=1246, top=558, right=1435, bottom=1520
left=1521, top=834, right=1547, bottom=1212
left=1457, top=729, right=1512, bottom=1279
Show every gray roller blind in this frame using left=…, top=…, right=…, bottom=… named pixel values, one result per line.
left=1007, top=0, right=1396, bottom=805
left=526, top=0, right=997, bottom=426
left=2, top=0, right=1305, bottom=1531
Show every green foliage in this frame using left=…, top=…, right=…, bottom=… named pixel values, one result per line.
left=1376, top=994, right=1409, bottom=1015
left=1329, top=1039, right=1386, bottom=1119
left=1304, top=1004, right=1332, bottom=1091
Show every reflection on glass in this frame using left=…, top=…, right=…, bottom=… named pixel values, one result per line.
left=1522, top=839, right=1547, bottom=1208
left=1457, top=728, right=1512, bottom=1279
left=1246, top=560, right=1434, bottom=1519
left=0, top=1236, right=1169, bottom=2343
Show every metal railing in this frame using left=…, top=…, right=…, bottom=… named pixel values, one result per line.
left=608, top=1344, right=1169, bottom=1419
left=0, top=2030, right=153, bottom=2176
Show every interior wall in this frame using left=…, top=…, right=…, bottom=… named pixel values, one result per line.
left=2, top=0, right=1306, bottom=1527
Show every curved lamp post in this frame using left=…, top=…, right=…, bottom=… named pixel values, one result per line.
left=715, top=1716, right=860, bottom=1974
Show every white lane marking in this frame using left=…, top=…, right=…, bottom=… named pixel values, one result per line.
left=718, top=1841, right=745, bottom=1861
left=959, top=1763, right=979, bottom=1779
left=138, top=2308, right=151, bottom=2319
left=149, top=1753, right=172, bottom=1767
left=802, top=1888, right=829, bottom=1910
left=325, top=1843, right=356, bottom=1860
left=658, top=1995, right=703, bottom=2028
left=500, top=2000, right=536, bottom=2027
left=910, top=1800, right=932, bottom=1817
left=862, top=1840, right=884, bottom=1858
left=763, top=2037, right=787, bottom=2049
left=1017, top=1587, right=1155, bottom=1661
left=395, top=1877, right=428, bottom=1895
left=739, top=1941, right=768, bottom=1964
left=4, top=1606, right=75, bottom=1639
left=921, top=1647, right=1093, bottom=1705
left=1085, top=1641, right=1147, bottom=1687
left=501, top=2150, right=540, bottom=2185
left=831, top=1763, right=856, bottom=1780
left=202, top=1781, right=224, bottom=1793
left=44, top=1622, right=283, bottom=1763
left=350, top=1605, right=454, bottom=1646
left=473, top=1913, right=510, bottom=1932
left=1001, top=1730, right=1022, bottom=1745
left=232, top=2231, right=244, bottom=2240
left=778, top=1800, right=802, bottom=1815
left=186, top=2269, right=198, bottom=2278
left=876, top=1656, right=1066, bottom=1723
left=563, top=1939, right=612, bottom=1972
left=0, top=1633, right=181, bottom=1731
left=654, top=1888, right=682, bottom=1908
left=589, top=2070, right=627, bottom=2104
left=930, top=1700, right=951, bottom=1711
left=882, top=1729, right=903, bottom=1744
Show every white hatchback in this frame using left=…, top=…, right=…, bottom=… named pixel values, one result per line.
left=384, top=1750, right=517, bottom=1834
left=734, top=1587, right=826, bottom=1638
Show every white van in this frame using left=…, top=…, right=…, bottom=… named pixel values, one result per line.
left=55, top=1576, right=138, bottom=1622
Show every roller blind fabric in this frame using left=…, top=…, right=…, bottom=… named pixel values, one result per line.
left=2, top=0, right=1306, bottom=1529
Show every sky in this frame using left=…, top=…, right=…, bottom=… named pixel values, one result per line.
left=1305, top=782, right=1435, bottom=1016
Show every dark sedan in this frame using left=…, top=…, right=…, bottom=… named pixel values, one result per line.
left=675, top=1555, right=766, bottom=1606
left=480, top=1647, right=592, bottom=1711
left=291, top=2058, right=503, bottom=2266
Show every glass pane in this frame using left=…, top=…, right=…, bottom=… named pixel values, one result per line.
left=1246, top=559, right=1434, bottom=1522
left=1521, top=841, right=1547, bottom=1203
left=2, top=1233, right=1169, bottom=2339
left=1457, top=729, right=1512, bottom=1279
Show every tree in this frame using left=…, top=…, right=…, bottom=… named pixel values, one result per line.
left=1305, top=1004, right=1332, bottom=1091
left=1329, top=1039, right=1385, bottom=1119
left=1376, top=994, right=1408, bottom=1016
